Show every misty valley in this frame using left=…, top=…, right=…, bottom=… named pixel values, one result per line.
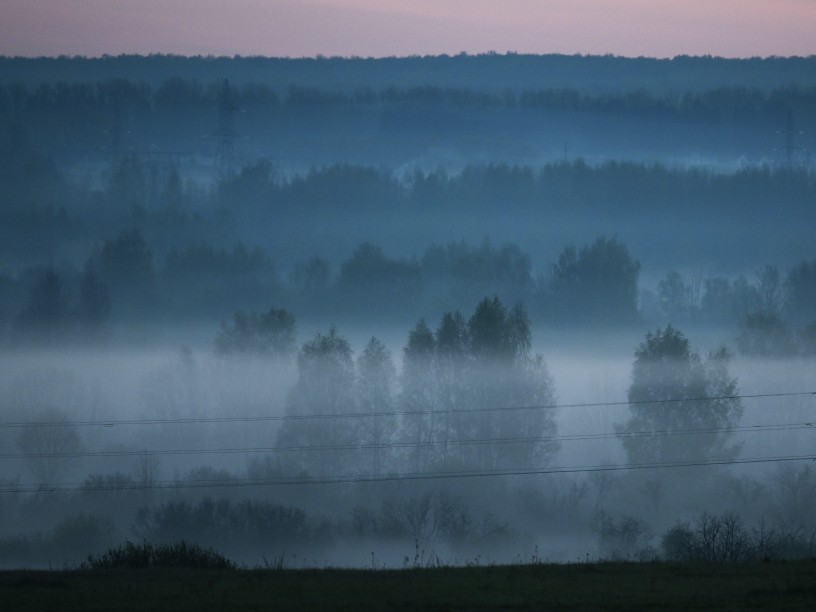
left=0, top=54, right=815, bottom=570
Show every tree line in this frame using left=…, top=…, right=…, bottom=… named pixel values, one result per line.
left=6, top=230, right=816, bottom=348
left=2, top=77, right=813, bottom=172
left=4, top=53, right=815, bottom=94
left=7, top=294, right=745, bottom=485
left=4, top=77, right=814, bottom=119
left=2, top=149, right=814, bottom=275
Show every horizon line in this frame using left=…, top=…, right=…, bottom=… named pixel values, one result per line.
left=3, top=51, right=815, bottom=62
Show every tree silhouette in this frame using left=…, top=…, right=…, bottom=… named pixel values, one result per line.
left=78, top=261, right=111, bottom=332
left=355, top=337, right=396, bottom=474
left=434, top=311, right=468, bottom=465
left=658, top=270, right=692, bottom=322
left=547, top=236, right=640, bottom=325
left=401, top=320, right=437, bottom=472
left=16, top=408, right=84, bottom=487
left=288, top=256, right=331, bottom=300
left=338, top=242, right=421, bottom=315
left=97, top=229, right=153, bottom=292
left=275, top=327, right=357, bottom=476
left=16, top=268, right=70, bottom=341
left=401, top=298, right=557, bottom=472
left=462, top=298, right=556, bottom=469
left=468, top=296, right=509, bottom=362
left=618, top=326, right=742, bottom=465
left=785, top=259, right=816, bottom=326
left=215, top=306, right=295, bottom=356
left=736, top=312, right=796, bottom=356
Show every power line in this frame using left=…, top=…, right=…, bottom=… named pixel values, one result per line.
left=2, top=453, right=815, bottom=494
left=1, top=391, right=812, bottom=429
left=1, top=421, right=813, bottom=461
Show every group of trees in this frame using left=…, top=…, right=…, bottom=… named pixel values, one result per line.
left=14, top=264, right=110, bottom=342
left=9, top=223, right=815, bottom=346
left=3, top=64, right=815, bottom=168
left=3, top=150, right=814, bottom=330
left=4, top=233, right=629, bottom=339
left=617, top=326, right=742, bottom=466
left=214, top=159, right=816, bottom=218
left=11, top=230, right=154, bottom=341
left=540, top=236, right=640, bottom=325
left=256, top=297, right=559, bottom=478
left=398, top=298, right=558, bottom=473
left=646, top=261, right=816, bottom=356
left=734, top=261, right=816, bottom=357
left=6, top=72, right=815, bottom=118
left=216, top=299, right=745, bottom=479
left=5, top=54, right=815, bottom=93
left=214, top=306, right=295, bottom=356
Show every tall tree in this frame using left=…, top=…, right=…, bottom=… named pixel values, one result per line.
left=275, top=327, right=356, bottom=476
left=78, top=260, right=111, bottom=332
left=618, top=326, right=742, bottom=465
left=755, top=265, right=783, bottom=316
left=547, top=236, right=640, bottom=325
left=15, top=268, right=70, bottom=341
left=434, top=311, right=468, bottom=466
left=96, top=229, right=154, bottom=293
left=784, top=259, right=816, bottom=326
left=215, top=306, right=295, bottom=356
left=16, top=408, right=84, bottom=486
left=401, top=320, right=437, bottom=472
left=461, top=298, right=557, bottom=469
left=657, top=270, right=692, bottom=322
left=355, top=337, right=396, bottom=475
left=401, top=298, right=558, bottom=472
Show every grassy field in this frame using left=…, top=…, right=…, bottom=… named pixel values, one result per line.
left=2, top=560, right=816, bottom=611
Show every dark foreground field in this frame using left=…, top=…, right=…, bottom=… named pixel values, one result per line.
left=2, top=561, right=816, bottom=611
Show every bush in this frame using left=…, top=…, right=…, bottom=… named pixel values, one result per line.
left=662, top=513, right=752, bottom=562
left=51, top=514, right=115, bottom=557
left=596, top=513, right=655, bottom=561
left=0, top=514, right=115, bottom=568
left=133, top=498, right=310, bottom=550
left=85, top=540, right=235, bottom=569
left=661, top=512, right=816, bottom=562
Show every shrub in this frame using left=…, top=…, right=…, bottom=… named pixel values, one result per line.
left=661, top=512, right=816, bottom=562
left=51, top=514, right=115, bottom=557
left=85, top=540, right=235, bottom=569
left=662, top=513, right=751, bottom=562
left=133, top=498, right=310, bottom=549
left=596, top=513, right=655, bottom=561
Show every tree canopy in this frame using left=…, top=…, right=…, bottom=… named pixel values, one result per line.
left=618, top=326, right=742, bottom=466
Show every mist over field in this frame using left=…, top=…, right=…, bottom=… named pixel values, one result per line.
left=1, top=54, right=815, bottom=569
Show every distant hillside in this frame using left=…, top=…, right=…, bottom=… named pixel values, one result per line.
left=2, top=53, right=816, bottom=94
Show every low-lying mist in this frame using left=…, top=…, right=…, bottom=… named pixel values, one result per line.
left=1, top=317, right=813, bottom=569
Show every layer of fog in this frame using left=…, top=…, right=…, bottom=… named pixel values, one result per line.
left=1, top=325, right=813, bottom=568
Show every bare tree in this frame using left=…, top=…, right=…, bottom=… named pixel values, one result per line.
left=16, top=408, right=84, bottom=487
left=133, top=451, right=161, bottom=488
left=756, top=265, right=783, bottom=316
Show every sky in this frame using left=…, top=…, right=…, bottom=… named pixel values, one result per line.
left=1, top=0, right=815, bottom=59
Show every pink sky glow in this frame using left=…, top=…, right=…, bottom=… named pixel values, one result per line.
left=1, top=0, right=814, bottom=58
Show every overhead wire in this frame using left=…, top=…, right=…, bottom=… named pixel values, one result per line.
left=0, top=420, right=813, bottom=461
left=1, top=390, right=812, bottom=494
left=0, top=390, right=812, bottom=429
left=2, top=452, right=815, bottom=494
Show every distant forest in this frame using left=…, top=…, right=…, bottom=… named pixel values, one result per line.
left=1, top=73, right=815, bottom=170
left=3, top=53, right=816, bottom=93
left=2, top=54, right=816, bottom=570
left=1, top=53, right=815, bottom=342
left=1, top=54, right=816, bottom=170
